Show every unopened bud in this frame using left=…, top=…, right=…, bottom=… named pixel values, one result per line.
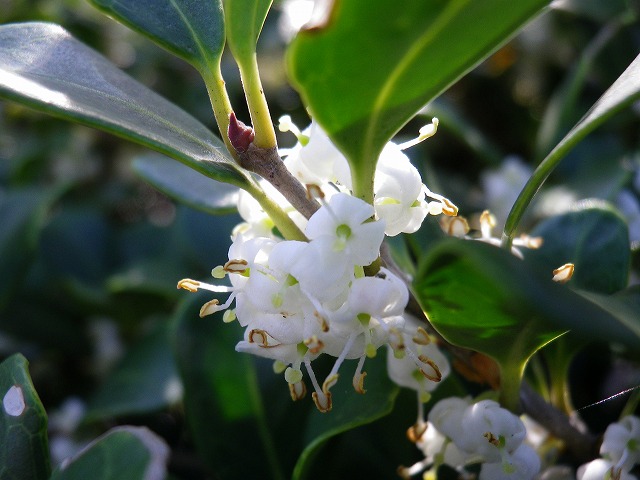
left=228, top=112, right=255, bottom=153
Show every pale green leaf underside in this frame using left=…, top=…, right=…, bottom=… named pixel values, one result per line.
left=0, top=22, right=251, bottom=189
left=89, top=0, right=225, bottom=71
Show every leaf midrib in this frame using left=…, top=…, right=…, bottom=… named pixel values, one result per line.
left=361, top=0, right=470, bottom=164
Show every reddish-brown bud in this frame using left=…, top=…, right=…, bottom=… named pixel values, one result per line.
left=228, top=112, right=255, bottom=153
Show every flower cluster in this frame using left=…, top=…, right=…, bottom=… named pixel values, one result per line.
left=401, top=397, right=541, bottom=480
left=577, top=415, right=640, bottom=480
left=179, top=117, right=456, bottom=411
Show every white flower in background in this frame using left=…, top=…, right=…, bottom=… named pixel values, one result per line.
left=577, top=458, right=638, bottom=480
left=480, top=156, right=532, bottom=227
left=600, top=415, right=640, bottom=473
left=401, top=397, right=541, bottom=480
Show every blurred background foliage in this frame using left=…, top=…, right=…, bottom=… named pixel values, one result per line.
left=0, top=0, right=639, bottom=478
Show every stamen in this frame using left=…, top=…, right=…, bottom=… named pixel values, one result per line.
left=199, top=299, right=220, bottom=317
left=483, top=431, right=500, bottom=447
left=177, top=278, right=233, bottom=293
left=440, top=215, right=469, bottom=237
left=224, top=259, right=249, bottom=275
left=248, top=329, right=280, bottom=348
left=306, top=184, right=324, bottom=200
left=288, top=380, right=307, bottom=401
left=412, top=327, right=431, bottom=346
left=304, top=335, right=325, bottom=354
left=418, top=355, right=443, bottom=382
left=480, top=210, right=496, bottom=239
left=353, top=355, right=367, bottom=394
left=552, top=263, right=575, bottom=283
left=314, top=311, right=330, bottom=332
left=278, top=115, right=309, bottom=145
left=398, top=118, right=439, bottom=150
left=406, top=420, right=428, bottom=443
left=177, top=278, right=199, bottom=292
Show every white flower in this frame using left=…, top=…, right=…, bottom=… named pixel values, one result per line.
left=479, top=444, right=541, bottom=480
left=374, top=143, right=428, bottom=236
left=601, top=415, right=640, bottom=472
left=456, top=399, right=526, bottom=461
left=577, top=458, right=638, bottom=480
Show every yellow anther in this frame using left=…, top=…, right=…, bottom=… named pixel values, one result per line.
left=552, top=263, right=575, bottom=283
left=312, top=390, right=332, bottom=413
left=314, top=311, right=330, bottom=332
left=248, top=329, right=269, bottom=347
left=353, top=371, right=367, bottom=394
left=441, top=215, right=469, bottom=237
left=306, top=184, right=324, bottom=200
left=177, top=278, right=200, bottom=292
left=322, top=373, right=339, bottom=393
left=224, top=259, right=248, bottom=274
left=406, top=421, right=428, bottom=443
left=418, top=355, right=442, bottom=382
left=519, top=234, right=543, bottom=249
left=483, top=431, right=500, bottom=447
left=199, top=299, right=220, bottom=318
left=412, top=327, right=431, bottom=346
left=304, top=335, right=324, bottom=354
left=441, top=197, right=459, bottom=216
left=288, top=381, right=307, bottom=401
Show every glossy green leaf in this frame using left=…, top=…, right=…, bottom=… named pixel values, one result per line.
left=293, top=354, right=398, bottom=480
left=0, top=354, right=50, bottom=480
left=223, top=0, right=272, bottom=61
left=526, top=202, right=630, bottom=294
left=0, top=187, right=62, bottom=311
left=577, top=286, right=640, bottom=344
left=88, top=0, right=225, bottom=72
left=132, top=154, right=239, bottom=215
left=504, top=52, right=640, bottom=242
left=0, top=23, right=251, bottom=189
left=287, top=0, right=549, bottom=200
left=413, top=239, right=640, bottom=403
left=171, top=294, right=288, bottom=480
left=49, top=426, right=169, bottom=480
left=85, top=324, right=181, bottom=421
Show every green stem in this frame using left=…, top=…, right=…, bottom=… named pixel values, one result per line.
left=245, top=182, right=307, bottom=241
left=201, top=66, right=237, bottom=160
left=499, top=361, right=523, bottom=412
left=351, top=163, right=375, bottom=206
left=238, top=54, right=277, bottom=149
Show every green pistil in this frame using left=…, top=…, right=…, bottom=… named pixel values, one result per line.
left=357, top=313, right=370, bottom=326
left=336, top=224, right=352, bottom=239
left=297, top=342, right=309, bottom=356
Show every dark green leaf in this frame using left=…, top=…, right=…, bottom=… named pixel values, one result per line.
left=505, top=52, right=640, bottom=241
left=171, top=294, right=288, bottom=480
left=223, top=0, right=272, bottom=61
left=49, top=426, right=169, bottom=480
left=88, top=0, right=225, bottom=72
left=85, top=324, right=180, bottom=421
left=287, top=0, right=549, bottom=198
left=0, top=354, right=50, bottom=480
left=0, top=187, right=61, bottom=311
left=527, top=202, right=630, bottom=294
left=293, top=354, right=398, bottom=480
left=0, top=23, right=251, bottom=189
left=132, top=154, right=239, bottom=215
left=413, top=239, right=639, bottom=385
left=577, top=286, right=640, bottom=345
